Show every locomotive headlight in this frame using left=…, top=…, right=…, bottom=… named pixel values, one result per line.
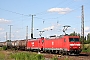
left=79, top=46, right=80, bottom=48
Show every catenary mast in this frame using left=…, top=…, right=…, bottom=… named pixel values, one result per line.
left=81, top=5, right=84, bottom=49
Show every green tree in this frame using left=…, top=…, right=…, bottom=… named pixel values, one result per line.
left=87, top=33, right=90, bottom=43
left=70, top=31, right=77, bottom=36
left=6, top=40, right=11, bottom=42
left=84, top=36, right=86, bottom=41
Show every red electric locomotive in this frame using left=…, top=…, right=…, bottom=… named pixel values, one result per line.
left=27, top=38, right=44, bottom=51
left=42, top=35, right=81, bottom=55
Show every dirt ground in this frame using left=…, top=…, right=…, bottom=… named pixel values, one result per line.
left=44, top=52, right=90, bottom=60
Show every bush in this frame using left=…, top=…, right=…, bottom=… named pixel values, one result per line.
left=35, top=54, right=44, bottom=60
left=10, top=52, right=45, bottom=60
left=82, top=44, right=90, bottom=52
left=2, top=46, right=7, bottom=50
left=11, top=52, right=30, bottom=60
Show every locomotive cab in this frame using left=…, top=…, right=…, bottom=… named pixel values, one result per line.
left=68, top=36, right=82, bottom=55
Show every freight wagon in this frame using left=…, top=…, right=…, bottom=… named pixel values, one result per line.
left=0, top=42, right=4, bottom=47
left=15, top=40, right=27, bottom=50
left=0, top=40, right=27, bottom=50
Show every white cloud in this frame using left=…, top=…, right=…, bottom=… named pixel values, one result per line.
left=43, top=26, right=55, bottom=31
left=84, top=27, right=90, bottom=36
left=0, top=18, right=11, bottom=24
left=0, top=28, right=4, bottom=31
left=16, top=30, right=19, bottom=33
left=77, top=16, right=81, bottom=18
left=42, top=24, right=61, bottom=31
left=85, top=27, right=90, bottom=32
left=47, top=7, right=72, bottom=14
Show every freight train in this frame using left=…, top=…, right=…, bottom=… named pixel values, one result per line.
left=0, top=35, right=82, bottom=55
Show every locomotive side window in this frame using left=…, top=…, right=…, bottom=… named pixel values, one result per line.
left=69, top=38, right=79, bottom=42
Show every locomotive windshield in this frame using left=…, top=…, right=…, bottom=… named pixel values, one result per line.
left=69, top=38, right=79, bottom=42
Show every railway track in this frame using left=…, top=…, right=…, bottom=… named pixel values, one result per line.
left=40, top=52, right=90, bottom=60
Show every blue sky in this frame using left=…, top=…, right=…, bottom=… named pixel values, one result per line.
left=0, top=0, right=90, bottom=41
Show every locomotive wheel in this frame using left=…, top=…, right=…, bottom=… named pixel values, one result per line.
left=59, top=51, right=61, bottom=54
left=55, top=50, right=58, bottom=54
left=68, top=52, right=71, bottom=55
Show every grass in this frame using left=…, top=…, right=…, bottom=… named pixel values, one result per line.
left=0, top=50, right=45, bottom=60
left=10, top=52, right=45, bottom=60
left=0, top=51, right=11, bottom=60
left=0, top=51, right=5, bottom=60
left=0, top=50, right=67, bottom=60
left=0, top=47, right=2, bottom=51
left=82, top=44, right=90, bottom=52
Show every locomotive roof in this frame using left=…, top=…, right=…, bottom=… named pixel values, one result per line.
left=46, top=35, right=79, bottom=39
